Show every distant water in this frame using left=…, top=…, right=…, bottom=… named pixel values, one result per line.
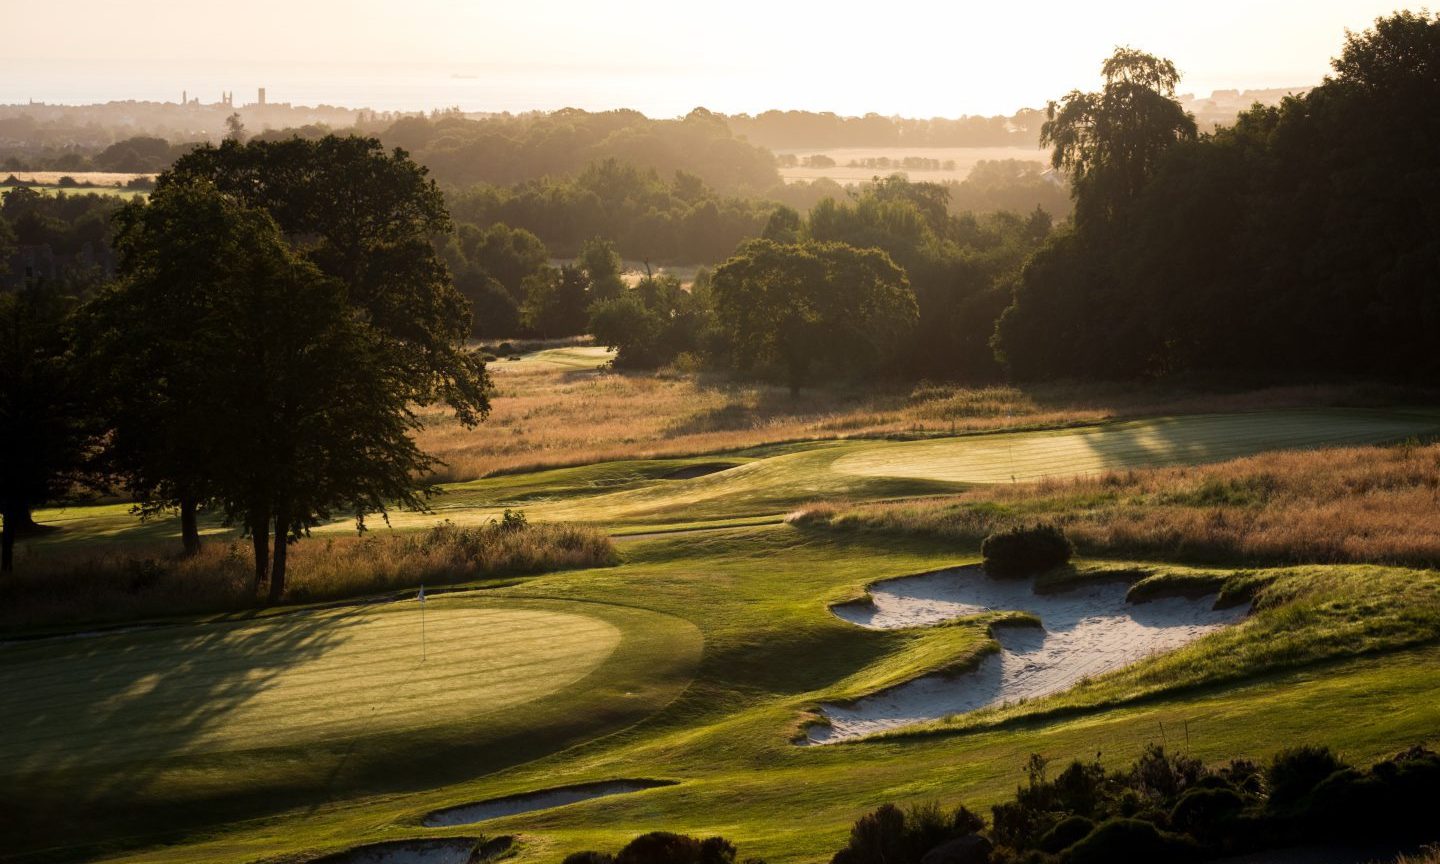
left=4, top=58, right=811, bottom=117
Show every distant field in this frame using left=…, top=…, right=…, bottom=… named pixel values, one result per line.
left=0, top=184, right=148, bottom=200
left=4, top=170, right=154, bottom=186
left=775, top=145, right=1050, bottom=184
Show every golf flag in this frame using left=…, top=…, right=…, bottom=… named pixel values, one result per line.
left=418, top=584, right=427, bottom=661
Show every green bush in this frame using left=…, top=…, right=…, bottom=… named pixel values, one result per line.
left=1266, top=745, right=1348, bottom=812
left=1060, top=818, right=1199, bottom=864
left=1169, top=787, right=1246, bottom=844
left=1038, top=815, right=1094, bottom=853
left=831, top=802, right=985, bottom=864
left=981, top=524, right=1073, bottom=577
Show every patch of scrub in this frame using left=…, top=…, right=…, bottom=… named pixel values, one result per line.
left=310, top=837, right=493, bottom=864
left=812, top=567, right=1246, bottom=743
left=422, top=780, right=677, bottom=827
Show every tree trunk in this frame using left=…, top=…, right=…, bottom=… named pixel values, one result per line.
left=250, top=510, right=270, bottom=593
left=268, top=508, right=289, bottom=605
left=180, top=496, right=201, bottom=557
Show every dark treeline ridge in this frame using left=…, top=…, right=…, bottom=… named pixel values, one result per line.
left=556, top=743, right=1440, bottom=864
left=995, top=13, right=1440, bottom=382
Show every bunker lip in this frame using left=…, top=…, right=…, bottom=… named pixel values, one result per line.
left=307, top=835, right=508, bottom=864
left=812, top=566, right=1248, bottom=744
left=422, top=779, right=678, bottom=827
left=661, top=462, right=741, bottom=480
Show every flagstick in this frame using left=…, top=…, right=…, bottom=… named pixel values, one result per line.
left=420, top=584, right=427, bottom=663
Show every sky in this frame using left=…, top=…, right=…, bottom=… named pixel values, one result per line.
left=4, top=1, right=1413, bottom=116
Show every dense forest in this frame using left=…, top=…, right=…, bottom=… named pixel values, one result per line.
left=995, top=12, right=1440, bottom=381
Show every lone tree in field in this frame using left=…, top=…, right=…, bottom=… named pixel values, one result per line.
left=94, top=181, right=435, bottom=598
left=1042, top=47, right=1197, bottom=228
left=0, top=277, right=97, bottom=573
left=710, top=239, right=916, bottom=395
left=161, top=136, right=490, bottom=427
left=121, top=136, right=488, bottom=578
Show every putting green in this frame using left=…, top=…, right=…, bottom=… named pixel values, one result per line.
left=833, top=409, right=1440, bottom=484
left=0, top=595, right=702, bottom=859
left=0, top=604, right=621, bottom=771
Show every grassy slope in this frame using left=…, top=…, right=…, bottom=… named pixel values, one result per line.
left=9, top=405, right=1440, bottom=862
left=2, top=596, right=701, bottom=862
left=24, top=408, right=1439, bottom=555
left=45, top=526, right=1437, bottom=864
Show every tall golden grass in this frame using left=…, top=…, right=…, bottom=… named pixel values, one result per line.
left=418, top=359, right=1405, bottom=482
left=793, top=441, right=1440, bottom=568
left=0, top=520, right=616, bottom=632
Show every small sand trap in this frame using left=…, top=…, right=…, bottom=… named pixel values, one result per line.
left=422, top=780, right=676, bottom=827
left=811, top=567, right=1246, bottom=744
left=310, top=837, right=486, bottom=864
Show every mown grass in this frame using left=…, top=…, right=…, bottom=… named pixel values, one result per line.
left=795, top=440, right=1440, bottom=569
left=0, top=520, right=616, bottom=633
left=28, top=525, right=1434, bottom=864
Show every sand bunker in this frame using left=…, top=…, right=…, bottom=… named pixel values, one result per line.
left=310, top=837, right=488, bottom=864
left=423, top=780, right=676, bottom=827
left=811, top=567, right=1246, bottom=744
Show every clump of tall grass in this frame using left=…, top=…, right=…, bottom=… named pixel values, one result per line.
left=794, top=442, right=1440, bottom=569
left=0, top=519, right=616, bottom=632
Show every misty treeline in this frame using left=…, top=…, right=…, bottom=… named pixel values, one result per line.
left=1, top=138, right=488, bottom=598
left=997, top=12, right=1440, bottom=381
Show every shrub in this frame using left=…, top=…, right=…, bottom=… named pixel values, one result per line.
left=831, top=802, right=984, bottom=864
left=1038, top=815, right=1094, bottom=853
left=1266, top=745, right=1348, bottom=812
left=1169, top=787, right=1246, bottom=844
left=1060, top=818, right=1199, bottom=864
left=1306, top=746, right=1440, bottom=842
left=981, top=524, right=1073, bottom=577
left=612, top=833, right=736, bottom=864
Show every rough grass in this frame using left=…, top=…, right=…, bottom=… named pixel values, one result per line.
left=0, top=521, right=616, bottom=632
left=793, top=441, right=1440, bottom=568
left=416, top=355, right=1411, bottom=482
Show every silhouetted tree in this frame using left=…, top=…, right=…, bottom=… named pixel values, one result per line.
left=161, top=136, right=490, bottom=426
left=0, top=279, right=97, bottom=572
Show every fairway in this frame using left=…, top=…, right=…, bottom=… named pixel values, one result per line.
left=833, top=409, right=1440, bottom=484
left=0, top=604, right=621, bottom=770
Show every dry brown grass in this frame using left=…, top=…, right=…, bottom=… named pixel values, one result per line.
left=418, top=360, right=1405, bottom=482
left=0, top=520, right=615, bottom=632
left=1391, top=847, right=1440, bottom=864
left=793, top=441, right=1440, bottom=568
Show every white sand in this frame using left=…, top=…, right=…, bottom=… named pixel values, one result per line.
left=811, top=568, right=1246, bottom=744
left=423, top=780, right=673, bottom=827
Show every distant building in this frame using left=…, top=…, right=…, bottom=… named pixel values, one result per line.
left=258, top=87, right=266, bottom=106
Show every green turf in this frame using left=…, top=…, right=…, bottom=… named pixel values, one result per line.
left=2, top=596, right=701, bottom=861
left=16, top=526, right=1433, bottom=864
left=27, top=408, right=1439, bottom=551
left=10, top=407, right=1440, bottom=863
left=832, top=408, right=1440, bottom=483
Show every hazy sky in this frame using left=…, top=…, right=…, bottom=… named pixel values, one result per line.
left=7, top=1, right=1412, bottom=115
